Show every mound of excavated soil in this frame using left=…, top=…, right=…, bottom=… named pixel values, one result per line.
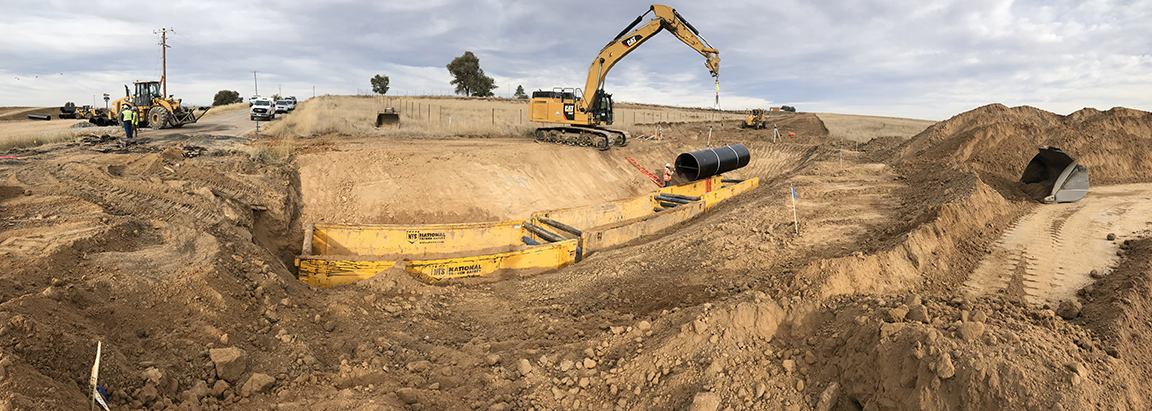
left=897, top=104, right=1152, bottom=196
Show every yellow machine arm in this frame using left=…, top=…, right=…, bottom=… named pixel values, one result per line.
left=581, top=4, right=720, bottom=112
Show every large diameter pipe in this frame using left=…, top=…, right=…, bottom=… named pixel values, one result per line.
left=674, top=144, right=750, bottom=181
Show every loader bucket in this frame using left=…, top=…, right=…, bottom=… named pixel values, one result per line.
left=1021, top=146, right=1089, bottom=203
left=375, top=112, right=400, bottom=128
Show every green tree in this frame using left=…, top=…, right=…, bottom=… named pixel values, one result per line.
left=780, top=105, right=797, bottom=113
left=513, top=85, right=528, bottom=99
left=213, top=90, right=241, bottom=106
left=447, top=51, right=497, bottom=97
left=371, top=74, right=390, bottom=95
left=271, top=94, right=282, bottom=101
left=64, top=101, right=76, bottom=107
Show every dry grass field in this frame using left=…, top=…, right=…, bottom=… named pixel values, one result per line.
left=261, top=95, right=746, bottom=138
left=816, top=112, right=936, bottom=141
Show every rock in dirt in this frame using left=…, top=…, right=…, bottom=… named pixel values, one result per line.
left=209, top=347, right=248, bottom=383
left=936, top=353, right=956, bottom=379
left=583, top=358, right=597, bottom=369
left=518, top=359, right=533, bottom=376
left=1057, top=300, right=1082, bottom=320
left=241, top=373, right=275, bottom=397
left=187, top=380, right=209, bottom=399
left=1106, top=233, right=1116, bottom=241
left=395, top=387, right=420, bottom=404
left=887, top=305, right=909, bottom=322
left=689, top=391, right=721, bottom=411
left=958, top=322, right=985, bottom=342
left=693, top=319, right=709, bottom=334
left=1090, top=269, right=1102, bottom=279
left=559, top=359, right=574, bottom=372
left=782, top=359, right=795, bottom=374
left=210, top=380, right=229, bottom=398
left=907, top=304, right=929, bottom=322
left=407, top=360, right=431, bottom=373
left=815, top=382, right=841, bottom=411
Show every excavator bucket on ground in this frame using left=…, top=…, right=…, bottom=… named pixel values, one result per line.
left=1021, top=146, right=1089, bottom=203
left=375, top=108, right=400, bottom=128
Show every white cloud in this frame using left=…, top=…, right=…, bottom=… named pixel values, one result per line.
left=0, top=0, right=1148, bottom=119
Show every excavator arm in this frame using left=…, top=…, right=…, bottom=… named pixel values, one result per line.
left=580, top=4, right=720, bottom=112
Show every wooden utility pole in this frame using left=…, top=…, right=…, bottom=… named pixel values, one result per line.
left=154, top=28, right=171, bottom=97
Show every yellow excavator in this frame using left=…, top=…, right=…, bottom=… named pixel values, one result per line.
left=529, top=4, right=720, bottom=150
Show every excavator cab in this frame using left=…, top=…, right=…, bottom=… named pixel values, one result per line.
left=589, top=89, right=614, bottom=125
left=1021, top=146, right=1089, bottom=203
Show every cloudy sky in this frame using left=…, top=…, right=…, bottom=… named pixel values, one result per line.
left=2, top=0, right=1149, bottom=120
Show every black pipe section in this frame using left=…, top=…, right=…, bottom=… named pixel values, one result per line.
left=524, top=223, right=565, bottom=243
left=661, top=193, right=701, bottom=201
left=653, top=207, right=666, bottom=212
left=538, top=217, right=583, bottom=237
left=658, top=201, right=681, bottom=208
left=522, top=236, right=540, bottom=246
left=28, top=114, right=50, bottom=121
left=675, top=144, right=750, bottom=181
left=654, top=195, right=691, bottom=204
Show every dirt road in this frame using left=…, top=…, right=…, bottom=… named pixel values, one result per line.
left=142, top=109, right=256, bottom=138
left=965, top=183, right=1152, bottom=304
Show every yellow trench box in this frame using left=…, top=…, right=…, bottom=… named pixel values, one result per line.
left=296, top=177, right=758, bottom=287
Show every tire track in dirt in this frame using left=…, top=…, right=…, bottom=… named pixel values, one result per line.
left=965, top=183, right=1152, bottom=304
left=56, top=163, right=225, bottom=226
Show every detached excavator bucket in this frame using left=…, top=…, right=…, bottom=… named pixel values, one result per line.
left=1021, top=146, right=1089, bottom=203
left=375, top=109, right=400, bottom=128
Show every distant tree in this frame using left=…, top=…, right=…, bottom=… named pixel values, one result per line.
left=212, top=90, right=242, bottom=106
left=513, top=85, right=528, bottom=99
left=447, top=51, right=497, bottom=97
left=780, top=105, right=797, bottom=113
left=371, top=74, right=390, bottom=95
left=271, top=94, right=282, bottom=101
left=64, top=101, right=76, bottom=107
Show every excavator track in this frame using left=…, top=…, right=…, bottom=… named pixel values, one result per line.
left=534, top=126, right=628, bottom=151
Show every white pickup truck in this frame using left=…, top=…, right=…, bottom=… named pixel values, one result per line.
left=250, top=99, right=276, bottom=121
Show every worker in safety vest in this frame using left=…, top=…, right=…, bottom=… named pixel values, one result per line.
left=121, top=105, right=138, bottom=139
left=663, top=163, right=673, bottom=188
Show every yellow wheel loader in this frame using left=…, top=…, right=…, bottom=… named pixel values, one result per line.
left=91, top=81, right=208, bottom=129
left=529, top=4, right=720, bottom=151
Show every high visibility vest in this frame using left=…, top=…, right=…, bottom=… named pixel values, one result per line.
left=122, top=109, right=135, bottom=123
left=663, top=168, right=672, bottom=181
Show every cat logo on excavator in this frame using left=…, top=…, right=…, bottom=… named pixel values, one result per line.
left=1021, top=146, right=1089, bottom=203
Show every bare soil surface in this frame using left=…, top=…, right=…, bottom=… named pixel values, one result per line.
left=1, top=99, right=1151, bottom=411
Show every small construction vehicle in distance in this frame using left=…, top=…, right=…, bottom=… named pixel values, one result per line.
left=91, top=80, right=209, bottom=129
left=529, top=4, right=720, bottom=151
left=741, top=109, right=766, bottom=129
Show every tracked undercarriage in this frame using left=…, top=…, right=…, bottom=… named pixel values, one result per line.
left=533, top=126, right=630, bottom=151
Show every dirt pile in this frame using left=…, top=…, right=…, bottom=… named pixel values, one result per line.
left=897, top=104, right=1152, bottom=191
